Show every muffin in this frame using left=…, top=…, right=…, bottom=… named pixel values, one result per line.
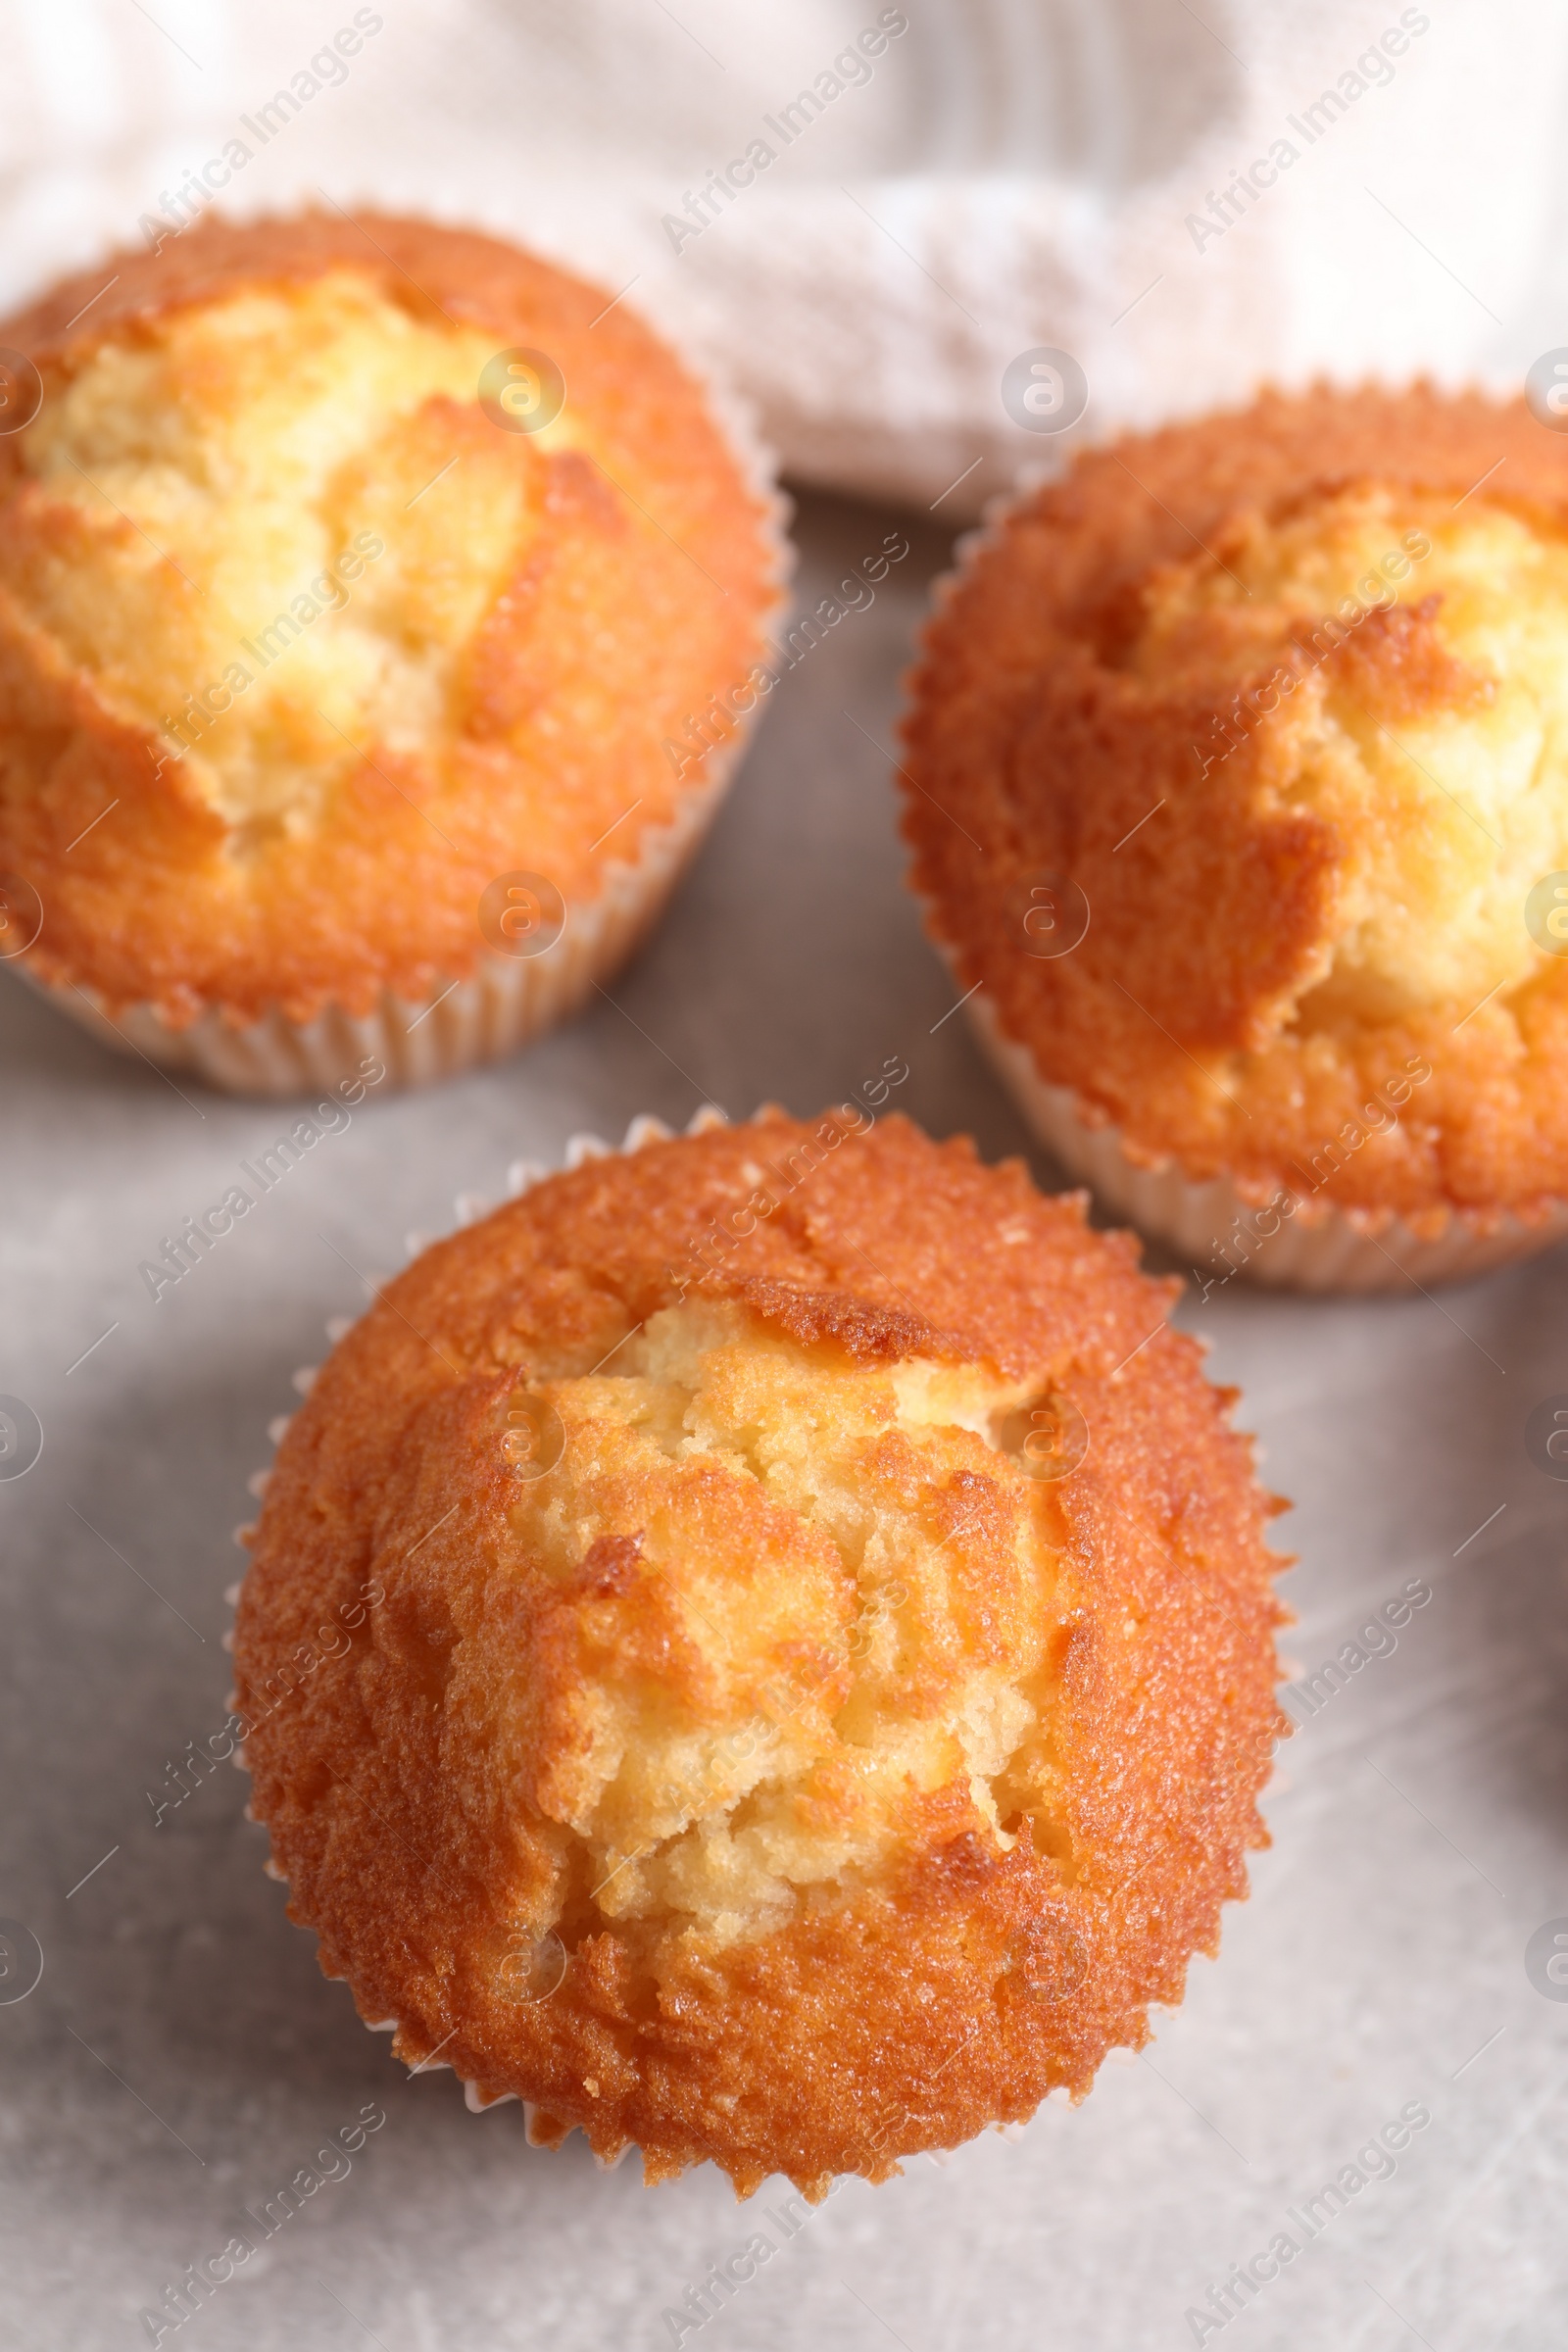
left=230, top=1105, right=1285, bottom=2194
left=0, top=213, right=783, bottom=1094
left=902, top=384, right=1568, bottom=1289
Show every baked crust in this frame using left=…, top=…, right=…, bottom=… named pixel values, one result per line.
left=233, top=1110, right=1284, bottom=2194
left=0, top=214, right=776, bottom=1023
left=901, top=385, right=1568, bottom=1230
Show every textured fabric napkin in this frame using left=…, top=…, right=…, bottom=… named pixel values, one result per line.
left=1, top=1, right=1565, bottom=508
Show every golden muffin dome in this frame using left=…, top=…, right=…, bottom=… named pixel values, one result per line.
left=0, top=213, right=780, bottom=1085
left=901, top=385, right=1568, bottom=1278
left=232, top=1108, right=1284, bottom=2195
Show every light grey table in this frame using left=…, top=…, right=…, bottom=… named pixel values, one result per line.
left=3, top=490, right=1565, bottom=2352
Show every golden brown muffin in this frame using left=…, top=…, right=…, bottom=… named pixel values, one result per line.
left=902, top=385, right=1568, bottom=1277
left=0, top=213, right=780, bottom=1086
left=232, top=1108, right=1285, bottom=2194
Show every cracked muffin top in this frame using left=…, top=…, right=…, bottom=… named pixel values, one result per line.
left=902, top=385, right=1568, bottom=1233
left=233, top=1107, right=1284, bottom=2195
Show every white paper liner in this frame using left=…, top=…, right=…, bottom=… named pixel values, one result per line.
left=12, top=359, right=791, bottom=1101
left=907, top=449, right=1568, bottom=1295
left=965, top=986, right=1568, bottom=1293
left=225, top=1099, right=1039, bottom=2174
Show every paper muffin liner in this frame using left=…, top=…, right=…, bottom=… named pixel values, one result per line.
left=222, top=1100, right=1069, bottom=2173
left=14, top=368, right=791, bottom=1101
left=909, top=452, right=1568, bottom=1296
left=963, top=984, right=1568, bottom=1293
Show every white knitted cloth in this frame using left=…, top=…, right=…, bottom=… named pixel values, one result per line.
left=2, top=0, right=1565, bottom=514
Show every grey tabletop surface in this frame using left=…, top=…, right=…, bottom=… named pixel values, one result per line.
left=3, top=488, right=1566, bottom=2352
